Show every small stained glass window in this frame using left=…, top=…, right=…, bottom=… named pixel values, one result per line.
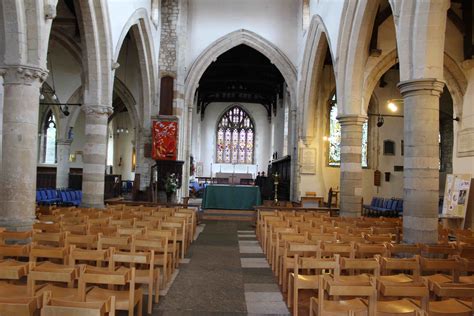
left=328, top=94, right=368, bottom=167
left=216, top=106, right=255, bottom=164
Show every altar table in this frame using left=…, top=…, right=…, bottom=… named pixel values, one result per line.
left=202, top=185, right=261, bottom=210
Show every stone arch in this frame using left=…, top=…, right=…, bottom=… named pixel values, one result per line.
left=49, top=29, right=83, bottom=68
left=298, top=14, right=335, bottom=143
left=183, top=29, right=298, bottom=198
left=185, top=29, right=297, bottom=108
left=336, top=0, right=379, bottom=115
left=362, top=49, right=467, bottom=117
left=111, top=77, right=140, bottom=130
left=114, top=9, right=157, bottom=130
left=75, top=0, right=113, bottom=106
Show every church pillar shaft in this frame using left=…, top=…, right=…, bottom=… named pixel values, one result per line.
left=81, top=105, right=112, bottom=208
left=338, top=115, right=366, bottom=217
left=136, top=129, right=153, bottom=190
left=398, top=78, right=445, bottom=244
left=56, top=139, right=72, bottom=189
left=0, top=66, right=47, bottom=230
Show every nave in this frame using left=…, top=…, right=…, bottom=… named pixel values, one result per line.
left=157, top=220, right=289, bottom=315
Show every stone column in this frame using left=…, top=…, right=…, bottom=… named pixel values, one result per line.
left=81, top=105, right=112, bottom=208
left=56, top=139, right=72, bottom=189
left=135, top=128, right=154, bottom=191
left=338, top=115, right=366, bottom=217
left=398, top=79, right=445, bottom=244
left=0, top=66, right=47, bottom=230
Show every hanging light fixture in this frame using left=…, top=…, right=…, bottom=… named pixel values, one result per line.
left=376, top=115, right=385, bottom=127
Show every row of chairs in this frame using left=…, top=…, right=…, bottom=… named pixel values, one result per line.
left=256, top=210, right=474, bottom=316
left=36, top=189, right=82, bottom=206
left=362, top=197, right=403, bottom=217
left=0, top=204, right=198, bottom=315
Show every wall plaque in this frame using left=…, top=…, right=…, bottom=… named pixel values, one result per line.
left=300, top=148, right=316, bottom=174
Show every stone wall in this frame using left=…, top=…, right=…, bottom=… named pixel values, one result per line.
left=159, top=0, right=179, bottom=76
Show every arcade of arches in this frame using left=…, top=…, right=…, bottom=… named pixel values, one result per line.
left=0, top=0, right=473, bottom=313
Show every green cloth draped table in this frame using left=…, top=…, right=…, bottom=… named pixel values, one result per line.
left=202, top=185, right=262, bottom=210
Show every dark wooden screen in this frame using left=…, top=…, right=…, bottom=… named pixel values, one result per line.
left=160, top=76, right=174, bottom=115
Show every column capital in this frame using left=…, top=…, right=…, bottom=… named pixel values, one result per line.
left=82, top=105, right=113, bottom=117
left=397, top=78, right=445, bottom=97
left=337, top=115, right=367, bottom=126
left=0, top=65, right=48, bottom=86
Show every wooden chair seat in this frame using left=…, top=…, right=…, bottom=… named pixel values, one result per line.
left=86, top=286, right=142, bottom=311
left=376, top=299, right=421, bottom=315
left=0, top=296, right=38, bottom=316
left=0, top=259, right=29, bottom=279
left=378, top=274, right=415, bottom=284
left=459, top=275, right=474, bottom=283
left=41, top=291, right=115, bottom=316
left=427, top=298, right=472, bottom=315
left=310, top=297, right=369, bottom=315
left=35, top=284, right=82, bottom=301
left=423, top=274, right=453, bottom=289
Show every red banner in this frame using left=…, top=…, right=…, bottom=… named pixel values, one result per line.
left=152, top=120, right=178, bottom=160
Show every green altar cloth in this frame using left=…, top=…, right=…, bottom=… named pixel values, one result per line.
left=202, top=185, right=262, bottom=210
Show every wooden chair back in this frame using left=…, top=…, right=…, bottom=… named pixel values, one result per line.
left=41, top=290, right=115, bottom=316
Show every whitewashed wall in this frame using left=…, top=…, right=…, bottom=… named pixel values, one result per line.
left=186, top=0, right=300, bottom=69
left=191, top=102, right=272, bottom=178
left=109, top=112, right=136, bottom=181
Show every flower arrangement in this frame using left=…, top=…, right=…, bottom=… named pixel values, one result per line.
left=165, top=173, right=178, bottom=194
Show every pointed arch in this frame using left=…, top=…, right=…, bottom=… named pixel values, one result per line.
left=184, top=29, right=297, bottom=108
left=298, top=14, right=335, bottom=142
left=336, top=0, right=379, bottom=115
left=113, top=8, right=157, bottom=129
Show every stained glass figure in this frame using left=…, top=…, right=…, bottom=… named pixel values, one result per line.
left=216, top=106, right=255, bottom=164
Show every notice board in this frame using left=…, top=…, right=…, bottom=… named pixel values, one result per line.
left=441, top=174, right=472, bottom=226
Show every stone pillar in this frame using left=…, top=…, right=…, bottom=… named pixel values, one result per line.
left=135, top=128, right=154, bottom=191
left=56, top=139, right=72, bottom=189
left=338, top=115, right=366, bottom=217
left=81, top=105, right=112, bottom=208
left=398, top=79, right=445, bottom=244
left=0, top=66, right=47, bottom=230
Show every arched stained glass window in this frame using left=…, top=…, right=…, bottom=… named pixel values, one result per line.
left=216, top=106, right=254, bottom=164
left=43, top=111, right=57, bottom=164
left=328, top=94, right=368, bottom=167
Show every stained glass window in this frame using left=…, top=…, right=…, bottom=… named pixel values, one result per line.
left=328, top=94, right=368, bottom=167
left=216, top=106, right=255, bottom=164
left=43, top=111, right=57, bottom=164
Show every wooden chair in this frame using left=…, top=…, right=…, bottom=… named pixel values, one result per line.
left=386, top=243, right=421, bottom=258
left=110, top=249, right=158, bottom=314
left=279, top=242, right=318, bottom=292
left=32, top=231, right=68, bottom=247
left=378, top=256, right=421, bottom=284
left=0, top=258, right=30, bottom=280
left=97, top=234, right=131, bottom=252
left=161, top=220, right=187, bottom=259
left=288, top=254, right=339, bottom=316
left=0, top=296, right=40, bottom=316
left=421, top=244, right=459, bottom=259
left=420, top=256, right=461, bottom=290
left=79, top=266, right=143, bottom=316
left=41, top=290, right=116, bottom=316
left=320, top=241, right=355, bottom=259
left=67, top=234, right=98, bottom=250
left=134, top=235, right=171, bottom=288
left=309, top=274, right=377, bottom=316
left=0, top=230, right=33, bottom=244
left=69, top=246, right=110, bottom=269
left=355, top=243, right=387, bottom=258
left=420, top=281, right=474, bottom=315
left=29, top=244, right=70, bottom=265
left=28, top=262, right=82, bottom=300
left=376, top=280, right=428, bottom=316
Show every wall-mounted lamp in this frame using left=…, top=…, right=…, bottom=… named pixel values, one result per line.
left=376, top=115, right=385, bottom=127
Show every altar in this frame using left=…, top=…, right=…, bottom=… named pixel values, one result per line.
left=215, top=172, right=253, bottom=185
left=202, top=184, right=261, bottom=210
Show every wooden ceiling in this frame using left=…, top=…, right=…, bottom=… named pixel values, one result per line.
left=197, top=44, right=285, bottom=120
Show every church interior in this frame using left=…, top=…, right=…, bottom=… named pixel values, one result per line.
left=0, top=0, right=473, bottom=315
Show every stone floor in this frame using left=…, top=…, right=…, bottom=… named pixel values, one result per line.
left=153, top=220, right=290, bottom=316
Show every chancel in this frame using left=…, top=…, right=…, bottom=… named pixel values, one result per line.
left=0, top=0, right=473, bottom=315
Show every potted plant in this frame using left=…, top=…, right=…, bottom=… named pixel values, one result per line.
left=165, top=173, right=178, bottom=203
